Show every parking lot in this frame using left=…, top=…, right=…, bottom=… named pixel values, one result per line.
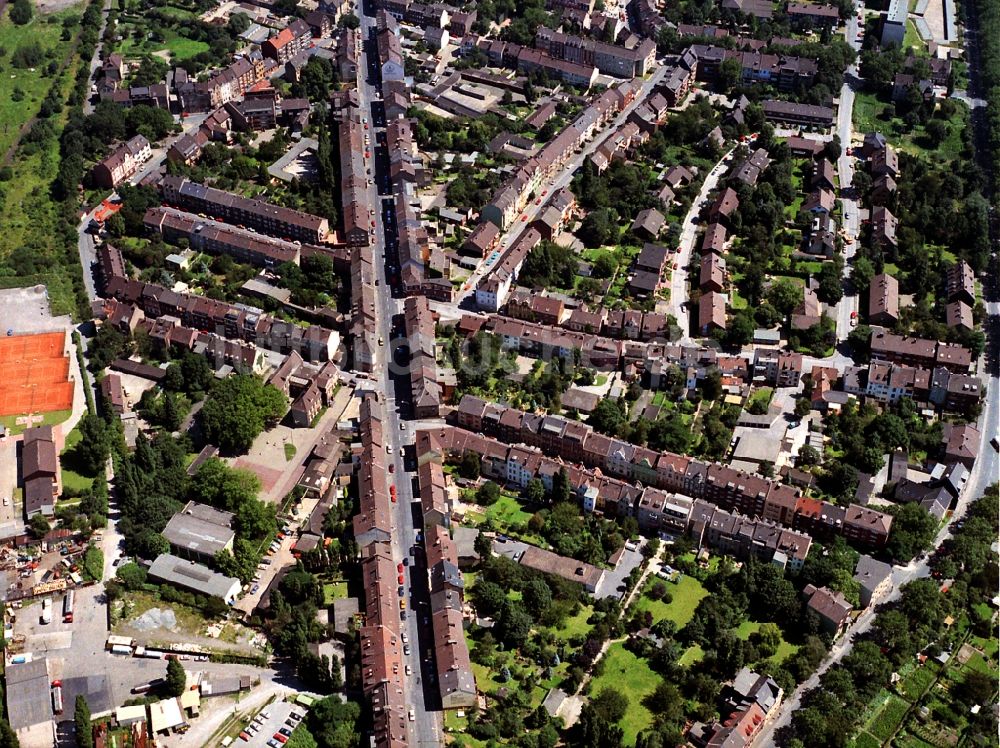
left=237, top=700, right=301, bottom=747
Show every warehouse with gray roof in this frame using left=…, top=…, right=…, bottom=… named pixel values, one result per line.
left=161, top=501, right=236, bottom=563
left=149, top=554, right=242, bottom=602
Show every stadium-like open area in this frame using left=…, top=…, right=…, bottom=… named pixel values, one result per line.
left=0, top=331, right=74, bottom=418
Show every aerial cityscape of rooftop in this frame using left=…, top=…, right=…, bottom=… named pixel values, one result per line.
left=0, top=0, right=996, bottom=744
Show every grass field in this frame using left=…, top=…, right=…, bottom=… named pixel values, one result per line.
left=849, top=731, right=883, bottom=748
left=59, top=422, right=96, bottom=495
left=852, top=91, right=969, bottom=163
left=747, top=387, right=774, bottom=412
left=115, top=25, right=209, bottom=60
left=0, top=4, right=82, bottom=158
left=0, top=407, right=72, bottom=437
left=322, top=581, right=348, bottom=604
left=589, top=643, right=662, bottom=745
left=679, top=644, right=704, bottom=666
left=547, top=604, right=594, bottom=642
left=899, top=662, right=939, bottom=700
left=734, top=620, right=800, bottom=664
left=631, top=574, right=708, bottom=628
left=0, top=2, right=87, bottom=317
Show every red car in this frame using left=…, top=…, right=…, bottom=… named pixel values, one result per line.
left=274, top=733, right=288, bottom=744
left=398, top=562, right=404, bottom=573
left=398, top=574, right=405, bottom=584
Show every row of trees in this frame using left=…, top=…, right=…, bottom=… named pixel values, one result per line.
left=966, top=0, right=1000, bottom=194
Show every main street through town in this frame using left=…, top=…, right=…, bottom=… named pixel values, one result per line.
left=358, top=4, right=443, bottom=744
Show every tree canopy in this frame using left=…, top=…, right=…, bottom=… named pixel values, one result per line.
left=200, top=375, right=287, bottom=452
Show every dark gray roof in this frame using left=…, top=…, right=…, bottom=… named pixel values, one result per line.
left=6, top=658, right=52, bottom=731
left=162, top=503, right=235, bottom=558
left=148, top=554, right=241, bottom=600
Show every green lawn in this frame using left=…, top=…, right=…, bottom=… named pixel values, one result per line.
left=852, top=91, right=969, bottom=163
left=0, top=408, right=72, bottom=437
left=0, top=6, right=82, bottom=158
left=547, top=604, right=593, bottom=642
left=322, top=581, right=348, bottom=604
left=464, top=493, right=539, bottom=540
left=747, top=387, right=774, bottom=412
left=632, top=574, right=708, bottom=628
left=734, top=620, right=800, bottom=665
left=589, top=643, right=662, bottom=745
left=486, top=494, right=535, bottom=526
left=899, top=663, right=939, bottom=700
left=284, top=442, right=297, bottom=461
left=903, top=18, right=923, bottom=50
left=849, top=731, right=883, bottom=748
left=678, top=644, right=705, bottom=666
left=59, top=423, right=97, bottom=495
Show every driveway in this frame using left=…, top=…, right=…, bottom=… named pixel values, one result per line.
left=594, top=543, right=644, bottom=599
left=667, top=145, right=738, bottom=338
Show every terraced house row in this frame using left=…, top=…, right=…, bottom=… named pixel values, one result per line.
left=353, top=396, right=409, bottom=748
left=97, top=246, right=338, bottom=361
left=159, top=175, right=329, bottom=244
left=415, top=425, right=814, bottom=570
left=452, top=395, right=895, bottom=547
left=478, top=81, right=640, bottom=232
left=416, top=462, right=476, bottom=708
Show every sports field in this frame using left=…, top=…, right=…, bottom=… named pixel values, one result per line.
left=0, top=331, right=74, bottom=417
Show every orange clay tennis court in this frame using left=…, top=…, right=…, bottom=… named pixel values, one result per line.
left=0, top=332, right=74, bottom=417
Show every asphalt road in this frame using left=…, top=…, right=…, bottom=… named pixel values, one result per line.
left=358, top=3, right=442, bottom=744
left=832, top=7, right=865, bottom=341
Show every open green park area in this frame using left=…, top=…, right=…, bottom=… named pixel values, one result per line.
left=631, top=574, right=708, bottom=628
left=0, top=4, right=81, bottom=157
left=852, top=91, right=969, bottom=163
left=589, top=643, right=662, bottom=745
left=0, top=0, right=92, bottom=318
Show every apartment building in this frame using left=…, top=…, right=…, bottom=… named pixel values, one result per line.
left=263, top=19, right=312, bottom=63
left=143, top=207, right=301, bottom=268
left=447, top=396, right=893, bottom=547
left=404, top=296, right=442, bottom=418
left=761, top=99, right=835, bottom=128
left=102, top=276, right=337, bottom=361
left=337, top=117, right=371, bottom=247
left=92, top=135, right=152, bottom=189
left=159, top=175, right=329, bottom=244
left=868, top=273, right=899, bottom=326
left=688, top=45, right=818, bottom=90
left=870, top=330, right=972, bottom=373
left=535, top=25, right=657, bottom=77
left=175, top=53, right=267, bottom=112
